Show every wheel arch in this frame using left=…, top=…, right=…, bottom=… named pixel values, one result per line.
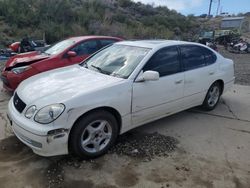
left=68, top=106, right=122, bottom=157
left=201, top=79, right=225, bottom=111
left=215, top=79, right=224, bottom=95
left=69, top=106, right=122, bottom=139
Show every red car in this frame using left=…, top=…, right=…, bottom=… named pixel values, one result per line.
left=1, top=36, right=122, bottom=91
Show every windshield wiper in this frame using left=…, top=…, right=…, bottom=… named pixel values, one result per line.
left=81, top=62, right=88, bottom=68
left=42, top=52, right=50, bottom=55
left=110, top=72, right=125, bottom=78
left=91, top=65, right=110, bottom=75
left=91, top=65, right=102, bottom=72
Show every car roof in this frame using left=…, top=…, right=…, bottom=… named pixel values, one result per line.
left=67, top=36, right=122, bottom=43
left=116, top=40, right=201, bottom=49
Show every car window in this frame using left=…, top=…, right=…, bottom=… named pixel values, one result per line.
left=45, top=39, right=76, bottom=55
left=83, top=44, right=150, bottom=79
left=100, top=39, right=117, bottom=48
left=202, top=47, right=217, bottom=65
left=71, top=40, right=99, bottom=56
left=180, top=45, right=206, bottom=71
left=143, top=46, right=181, bottom=77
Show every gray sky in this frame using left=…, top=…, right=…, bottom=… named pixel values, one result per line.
left=132, top=0, right=250, bottom=15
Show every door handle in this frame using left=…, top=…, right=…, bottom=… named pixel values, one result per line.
left=175, top=80, right=183, bottom=84
left=209, top=71, right=215, bottom=75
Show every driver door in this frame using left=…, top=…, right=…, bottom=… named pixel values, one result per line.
left=132, top=46, right=184, bottom=125
left=62, top=40, right=99, bottom=66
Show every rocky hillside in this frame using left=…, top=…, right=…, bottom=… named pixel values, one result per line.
left=0, top=0, right=200, bottom=46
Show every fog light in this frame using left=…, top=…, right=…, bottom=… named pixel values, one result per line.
left=47, top=129, right=68, bottom=143
left=47, top=128, right=68, bottom=135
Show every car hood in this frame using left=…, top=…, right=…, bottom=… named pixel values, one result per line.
left=5, top=52, right=49, bottom=68
left=16, top=65, right=124, bottom=105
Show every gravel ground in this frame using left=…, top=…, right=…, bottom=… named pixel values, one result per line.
left=0, top=72, right=250, bottom=187
left=47, top=131, right=178, bottom=187
left=109, top=131, right=178, bottom=161
left=218, top=46, right=250, bottom=86
left=0, top=131, right=179, bottom=188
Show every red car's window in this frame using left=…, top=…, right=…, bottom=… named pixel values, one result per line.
left=71, top=40, right=99, bottom=56
left=45, top=39, right=76, bottom=55
left=100, top=39, right=117, bottom=48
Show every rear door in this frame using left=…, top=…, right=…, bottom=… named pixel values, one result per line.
left=180, top=45, right=218, bottom=107
left=132, top=46, right=184, bottom=125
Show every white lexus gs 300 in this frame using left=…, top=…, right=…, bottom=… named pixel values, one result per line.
left=8, top=40, right=234, bottom=158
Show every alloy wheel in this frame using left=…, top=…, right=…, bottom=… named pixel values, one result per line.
left=207, top=85, right=220, bottom=107
left=80, top=120, right=112, bottom=153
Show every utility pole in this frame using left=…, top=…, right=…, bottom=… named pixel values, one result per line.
left=208, top=0, right=213, bottom=17
left=216, top=0, right=220, bottom=16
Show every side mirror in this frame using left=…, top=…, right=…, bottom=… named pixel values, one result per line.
left=136, top=71, right=159, bottom=82
left=67, top=51, right=77, bottom=57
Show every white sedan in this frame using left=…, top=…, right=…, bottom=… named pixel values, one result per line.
left=7, top=40, right=234, bottom=158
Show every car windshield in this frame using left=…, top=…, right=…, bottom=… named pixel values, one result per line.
left=82, top=44, right=150, bottom=79
left=45, top=39, right=76, bottom=55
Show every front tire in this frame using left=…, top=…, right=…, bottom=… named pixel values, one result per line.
left=202, top=82, right=222, bottom=111
left=69, top=110, right=119, bottom=159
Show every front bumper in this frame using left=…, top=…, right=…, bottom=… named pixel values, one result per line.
left=7, top=98, right=69, bottom=157
left=1, top=72, right=20, bottom=92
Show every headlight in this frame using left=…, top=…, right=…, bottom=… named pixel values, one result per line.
left=25, top=105, right=37, bottom=119
left=34, top=104, right=65, bottom=124
left=12, top=66, right=31, bottom=74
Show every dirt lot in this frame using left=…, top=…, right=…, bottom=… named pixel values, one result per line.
left=218, top=46, right=250, bottom=86
left=0, top=48, right=250, bottom=188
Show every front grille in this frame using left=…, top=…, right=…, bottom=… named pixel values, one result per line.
left=13, top=93, right=26, bottom=113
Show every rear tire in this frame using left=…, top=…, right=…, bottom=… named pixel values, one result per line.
left=202, top=82, right=222, bottom=111
left=69, top=110, right=119, bottom=159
